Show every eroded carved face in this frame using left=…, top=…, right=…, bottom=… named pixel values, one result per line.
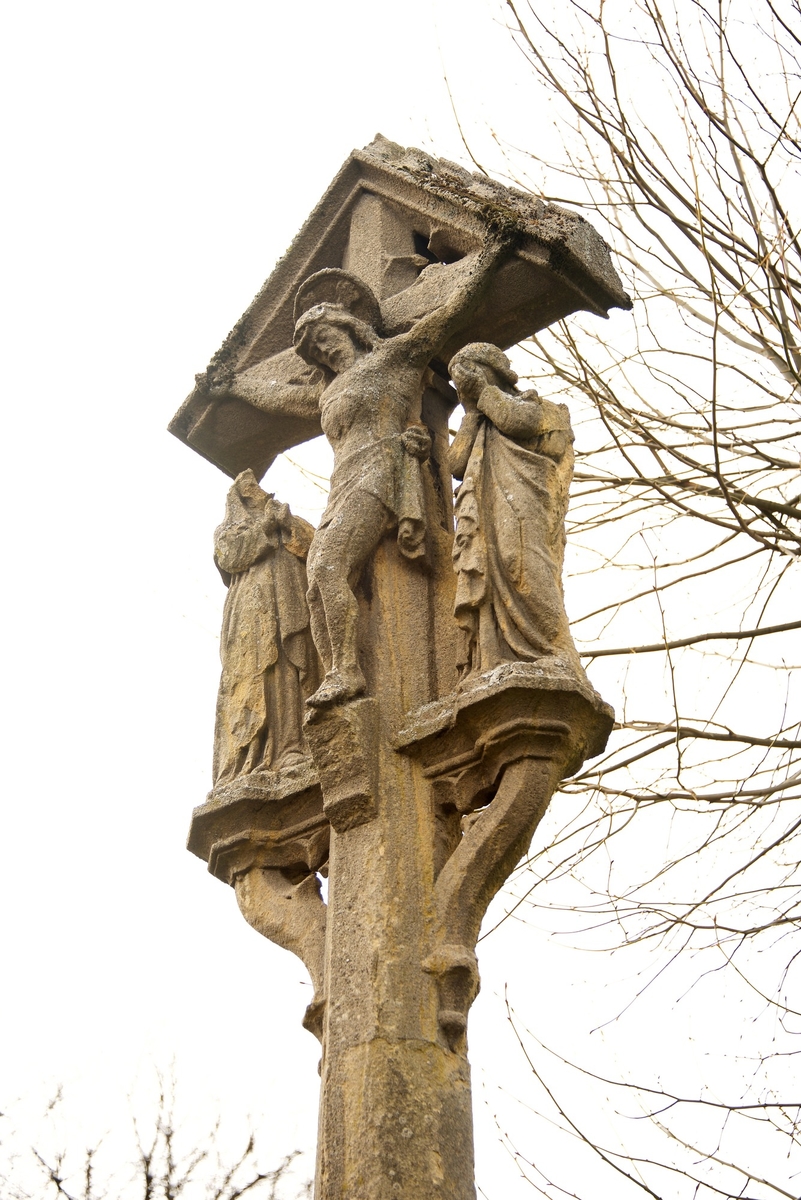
left=306, top=321, right=359, bottom=374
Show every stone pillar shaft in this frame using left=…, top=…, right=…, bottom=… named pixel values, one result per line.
left=313, top=537, right=475, bottom=1200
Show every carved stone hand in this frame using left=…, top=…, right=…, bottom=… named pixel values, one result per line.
left=400, top=424, right=432, bottom=461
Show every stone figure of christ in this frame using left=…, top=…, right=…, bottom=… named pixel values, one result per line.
left=283, top=229, right=516, bottom=709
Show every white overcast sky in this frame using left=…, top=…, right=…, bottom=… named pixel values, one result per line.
left=0, top=2, right=719, bottom=1196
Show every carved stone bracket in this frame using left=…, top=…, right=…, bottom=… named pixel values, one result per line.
left=187, top=761, right=330, bottom=1039
left=397, top=659, right=614, bottom=1046
left=188, top=759, right=329, bottom=877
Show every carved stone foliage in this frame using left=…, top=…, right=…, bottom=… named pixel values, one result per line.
left=448, top=342, right=582, bottom=679
left=213, top=470, right=320, bottom=789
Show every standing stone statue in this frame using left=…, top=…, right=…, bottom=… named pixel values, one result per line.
left=447, top=342, right=580, bottom=678
left=292, top=231, right=516, bottom=709
left=213, top=469, right=319, bottom=787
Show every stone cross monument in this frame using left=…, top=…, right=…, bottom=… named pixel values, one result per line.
left=172, top=136, right=629, bottom=1200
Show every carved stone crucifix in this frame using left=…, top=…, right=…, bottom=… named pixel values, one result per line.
left=175, top=137, right=629, bottom=1200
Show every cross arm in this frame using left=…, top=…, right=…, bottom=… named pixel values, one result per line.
left=170, top=346, right=325, bottom=479
left=213, top=349, right=324, bottom=422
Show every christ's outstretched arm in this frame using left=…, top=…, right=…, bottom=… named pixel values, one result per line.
left=390, top=230, right=518, bottom=370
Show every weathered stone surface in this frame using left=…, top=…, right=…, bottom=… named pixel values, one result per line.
left=233, top=864, right=328, bottom=1040
left=179, top=139, right=627, bottom=1200
left=303, top=698, right=378, bottom=832
left=395, top=658, right=613, bottom=771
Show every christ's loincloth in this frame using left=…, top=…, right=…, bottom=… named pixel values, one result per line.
left=320, top=433, right=427, bottom=558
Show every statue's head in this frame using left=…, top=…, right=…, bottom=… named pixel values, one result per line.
left=232, top=468, right=269, bottom=511
left=293, top=268, right=381, bottom=372
left=293, top=304, right=379, bottom=372
left=448, top=343, right=518, bottom=391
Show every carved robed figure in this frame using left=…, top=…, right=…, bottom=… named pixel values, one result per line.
left=213, top=470, right=319, bottom=787
left=448, top=342, right=581, bottom=678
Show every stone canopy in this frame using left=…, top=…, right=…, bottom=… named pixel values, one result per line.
left=169, top=134, right=631, bottom=480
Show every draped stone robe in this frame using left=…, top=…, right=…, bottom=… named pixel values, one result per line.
left=449, top=385, right=580, bottom=678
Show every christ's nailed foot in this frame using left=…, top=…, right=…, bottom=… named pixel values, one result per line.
left=306, top=667, right=367, bottom=710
